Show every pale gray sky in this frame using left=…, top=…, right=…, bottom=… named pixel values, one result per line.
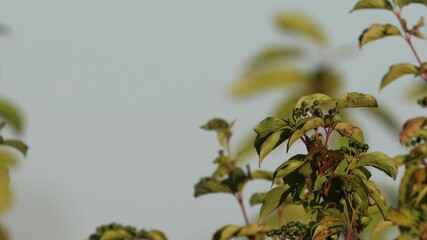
left=0, top=1, right=425, bottom=239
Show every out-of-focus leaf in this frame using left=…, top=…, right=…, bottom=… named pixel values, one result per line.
left=142, top=230, right=168, bottom=240
left=389, top=208, right=419, bottom=228
left=334, top=122, right=365, bottom=143
left=399, top=164, right=418, bottom=204
left=213, top=224, right=265, bottom=240
left=294, top=93, right=335, bottom=111
left=0, top=24, right=10, bottom=37
left=2, top=140, right=28, bottom=156
left=365, top=107, right=400, bottom=133
left=405, top=82, right=427, bottom=99
left=397, top=0, right=427, bottom=8
left=259, top=185, right=290, bottom=224
left=410, top=17, right=425, bottom=39
left=372, top=220, right=393, bottom=238
left=288, top=117, right=324, bottom=150
left=0, top=99, right=23, bottom=133
left=0, top=167, right=11, bottom=215
left=335, top=92, right=378, bottom=112
left=273, top=96, right=300, bottom=119
left=355, top=151, right=397, bottom=179
left=231, top=68, right=307, bottom=97
left=246, top=46, right=303, bottom=73
left=194, top=177, right=233, bottom=197
left=275, top=12, right=327, bottom=45
left=250, top=170, right=273, bottom=181
left=249, top=192, right=267, bottom=206
left=200, top=118, right=229, bottom=131
left=254, top=117, right=292, bottom=165
left=350, top=0, right=393, bottom=12
left=399, top=117, right=427, bottom=145
left=0, top=150, right=18, bottom=168
left=359, top=24, right=401, bottom=48
left=380, top=63, right=420, bottom=90
left=100, top=229, right=130, bottom=240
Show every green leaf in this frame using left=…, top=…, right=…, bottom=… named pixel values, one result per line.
left=312, top=213, right=347, bottom=240
left=350, top=0, right=393, bottom=12
left=294, top=93, right=335, bottom=111
left=359, top=24, right=401, bottom=48
left=100, top=229, right=131, bottom=240
left=237, top=224, right=265, bottom=236
left=380, top=63, right=420, bottom=90
left=249, top=192, right=267, bottom=206
left=231, top=68, right=307, bottom=97
left=193, top=177, right=233, bottom=197
left=389, top=208, right=419, bottom=228
left=409, top=17, right=425, bottom=39
left=0, top=167, right=11, bottom=215
left=200, top=118, right=229, bottom=131
left=259, top=185, right=290, bottom=223
left=2, top=140, right=28, bottom=156
left=0, top=150, right=18, bottom=168
left=334, top=122, right=365, bottom=143
left=250, top=170, right=273, bottom=181
left=335, top=92, right=378, bottom=112
left=275, top=12, right=327, bottom=45
left=254, top=117, right=292, bottom=165
left=287, top=117, right=324, bottom=150
left=397, top=0, right=427, bottom=8
left=138, top=230, right=168, bottom=240
left=272, top=155, right=306, bottom=182
left=0, top=99, right=23, bottom=133
left=246, top=46, right=303, bottom=73
left=212, top=225, right=241, bottom=240
left=362, top=178, right=389, bottom=219
left=399, top=164, right=418, bottom=205
left=355, top=151, right=397, bottom=179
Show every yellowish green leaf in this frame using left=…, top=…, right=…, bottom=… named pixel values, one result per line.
left=0, top=167, right=11, bottom=215
left=334, top=122, right=365, bottom=143
left=336, top=92, right=378, bottom=112
left=212, top=225, right=241, bottom=240
left=397, top=0, right=427, bottom=8
left=294, top=93, right=335, bottom=111
left=259, top=185, right=290, bottom=224
left=350, top=0, right=393, bottom=12
left=0, top=99, right=23, bottom=133
left=254, top=117, right=292, bottom=165
left=287, top=117, right=324, bottom=150
left=0, top=150, right=18, bottom=168
left=275, top=12, right=327, bottom=45
left=380, top=63, right=420, bottom=90
left=249, top=192, right=267, bottom=206
left=355, top=151, right=397, bottom=179
left=193, top=177, right=233, bottom=197
left=359, top=24, right=401, bottom=48
left=100, top=229, right=131, bottom=240
left=231, top=68, right=307, bottom=97
left=410, top=17, right=425, bottom=39
left=362, top=178, right=389, bottom=219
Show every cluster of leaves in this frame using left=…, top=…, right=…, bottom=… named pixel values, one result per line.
left=230, top=10, right=398, bottom=162
left=351, top=0, right=427, bottom=239
left=388, top=115, right=427, bottom=239
left=351, top=0, right=427, bottom=90
left=195, top=118, right=272, bottom=240
left=254, top=93, right=397, bottom=240
left=87, top=223, right=167, bottom=240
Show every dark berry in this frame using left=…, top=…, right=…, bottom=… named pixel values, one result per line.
left=301, top=101, right=307, bottom=107
left=313, top=100, right=320, bottom=106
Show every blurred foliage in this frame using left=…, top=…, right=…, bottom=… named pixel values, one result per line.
left=88, top=223, right=167, bottom=240
left=230, top=11, right=399, bottom=162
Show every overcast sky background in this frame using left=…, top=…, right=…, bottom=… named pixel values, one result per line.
left=0, top=1, right=426, bottom=239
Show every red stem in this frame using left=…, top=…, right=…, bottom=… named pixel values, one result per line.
left=394, top=10, right=427, bottom=80
left=236, top=192, right=255, bottom=240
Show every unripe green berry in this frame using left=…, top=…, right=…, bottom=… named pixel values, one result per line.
left=315, top=108, right=323, bottom=116
left=301, top=101, right=307, bottom=107
left=313, top=100, right=320, bottom=106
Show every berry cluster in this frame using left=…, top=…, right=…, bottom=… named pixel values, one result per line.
left=405, top=135, right=427, bottom=147
left=341, top=141, right=369, bottom=156
left=266, top=221, right=311, bottom=239
left=89, top=223, right=141, bottom=240
left=293, top=100, right=324, bottom=119
left=339, top=184, right=357, bottom=194
left=417, top=96, right=427, bottom=107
